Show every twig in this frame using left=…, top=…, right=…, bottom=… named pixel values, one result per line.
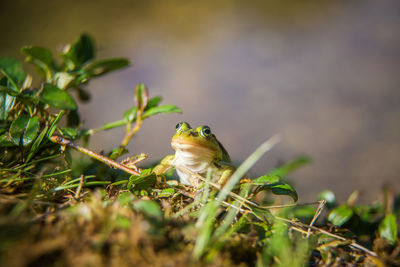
left=178, top=159, right=378, bottom=258
left=120, top=115, right=142, bottom=147
left=275, top=216, right=378, bottom=257
left=50, top=136, right=140, bottom=175
left=176, top=166, right=320, bottom=210
left=307, top=200, right=326, bottom=238
left=74, top=174, right=85, bottom=199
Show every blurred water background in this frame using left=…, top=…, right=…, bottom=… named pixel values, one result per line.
left=1, top=0, right=399, bottom=202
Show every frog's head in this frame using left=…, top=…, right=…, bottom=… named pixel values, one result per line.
left=171, top=122, right=231, bottom=163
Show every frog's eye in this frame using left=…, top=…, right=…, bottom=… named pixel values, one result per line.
left=175, top=122, right=183, bottom=130
left=200, top=126, right=211, bottom=137
left=176, top=122, right=190, bottom=132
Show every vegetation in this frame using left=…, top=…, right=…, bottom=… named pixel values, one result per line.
left=1, top=34, right=399, bottom=266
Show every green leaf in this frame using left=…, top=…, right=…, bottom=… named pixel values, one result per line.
left=354, top=204, right=383, bottom=223
left=158, top=188, right=175, bottom=198
left=328, top=204, right=354, bottom=226
left=145, top=96, right=162, bottom=110
left=40, top=84, right=77, bottom=110
left=101, top=119, right=126, bottom=131
left=62, top=33, right=95, bottom=70
left=9, top=115, right=28, bottom=145
left=0, top=92, right=15, bottom=120
left=142, top=105, right=182, bottom=119
left=9, top=115, right=40, bottom=146
left=21, top=46, right=53, bottom=80
left=46, top=111, right=64, bottom=139
left=59, top=127, right=78, bottom=139
left=135, top=83, right=149, bottom=113
left=250, top=175, right=298, bottom=202
left=251, top=175, right=280, bottom=185
left=133, top=200, right=163, bottom=219
left=269, top=156, right=311, bottom=177
left=108, top=146, right=128, bottom=159
left=379, top=213, right=397, bottom=244
left=0, top=57, right=26, bottom=91
left=83, top=58, right=130, bottom=77
left=123, top=106, right=137, bottom=122
left=0, top=133, right=15, bottom=147
left=269, top=183, right=298, bottom=202
left=26, top=125, right=48, bottom=162
left=127, top=172, right=156, bottom=192
left=23, top=116, right=40, bottom=146
left=318, top=190, right=336, bottom=207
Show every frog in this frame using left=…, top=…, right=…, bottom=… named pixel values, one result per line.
left=153, top=122, right=235, bottom=188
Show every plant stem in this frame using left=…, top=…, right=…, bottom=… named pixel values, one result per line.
left=50, top=136, right=140, bottom=175
left=120, top=115, right=142, bottom=148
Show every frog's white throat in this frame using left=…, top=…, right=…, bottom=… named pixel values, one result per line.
left=171, top=142, right=216, bottom=186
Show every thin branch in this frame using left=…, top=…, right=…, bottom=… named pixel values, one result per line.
left=307, top=200, right=326, bottom=238
left=50, top=136, right=140, bottom=175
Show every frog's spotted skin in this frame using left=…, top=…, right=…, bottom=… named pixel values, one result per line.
left=154, top=122, right=235, bottom=187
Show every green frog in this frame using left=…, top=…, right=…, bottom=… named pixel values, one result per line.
left=153, top=122, right=235, bottom=187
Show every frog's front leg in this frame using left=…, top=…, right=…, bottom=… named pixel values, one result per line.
left=153, top=155, right=175, bottom=176
left=216, top=166, right=235, bottom=187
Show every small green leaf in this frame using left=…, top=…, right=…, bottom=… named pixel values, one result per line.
left=379, top=213, right=397, bottom=244
left=9, top=115, right=39, bottom=146
left=0, top=57, right=26, bottom=90
left=142, top=105, right=182, bottom=119
left=135, top=83, right=149, bottom=113
left=133, top=200, right=163, bottom=219
left=269, top=183, right=298, bottom=202
left=108, top=146, right=128, bottom=159
left=40, top=84, right=77, bottom=110
left=251, top=175, right=280, bottom=185
left=128, top=172, right=156, bottom=192
left=9, top=115, right=28, bottom=145
left=83, top=58, right=130, bottom=77
left=59, top=127, right=78, bottom=139
left=62, top=33, right=95, bottom=70
left=250, top=175, right=298, bottom=202
left=0, top=133, right=15, bottom=147
left=318, top=190, right=336, bottom=207
left=47, top=111, right=64, bottom=140
left=328, top=204, right=353, bottom=226
left=21, top=46, right=54, bottom=80
left=26, top=125, right=48, bottom=162
left=123, top=106, right=138, bottom=122
left=23, top=116, right=40, bottom=146
left=101, top=119, right=126, bottom=131
left=145, top=96, right=162, bottom=110
left=158, top=188, right=175, bottom=198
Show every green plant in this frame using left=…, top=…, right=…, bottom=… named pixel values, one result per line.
left=0, top=33, right=181, bottom=195
left=1, top=34, right=399, bottom=267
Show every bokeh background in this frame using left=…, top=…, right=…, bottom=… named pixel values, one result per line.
left=1, top=0, right=399, bottom=202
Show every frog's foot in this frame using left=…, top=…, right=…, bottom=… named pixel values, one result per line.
left=239, top=177, right=252, bottom=184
